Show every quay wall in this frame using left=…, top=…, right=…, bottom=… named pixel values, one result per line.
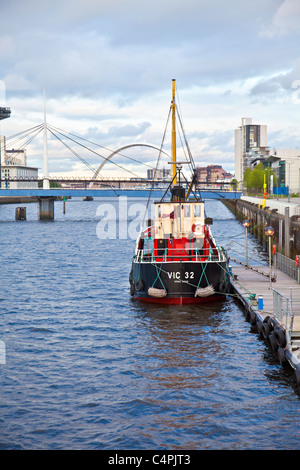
left=0, top=196, right=39, bottom=204
left=222, top=198, right=300, bottom=259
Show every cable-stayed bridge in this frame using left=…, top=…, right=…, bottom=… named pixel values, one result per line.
left=0, top=114, right=241, bottom=218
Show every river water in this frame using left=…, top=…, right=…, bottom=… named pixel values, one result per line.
left=0, top=197, right=299, bottom=450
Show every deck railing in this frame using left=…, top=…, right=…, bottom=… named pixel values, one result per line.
left=135, top=245, right=227, bottom=263
left=275, top=253, right=300, bottom=282
left=272, top=288, right=300, bottom=338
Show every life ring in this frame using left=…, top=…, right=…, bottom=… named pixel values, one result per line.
left=192, top=223, right=203, bottom=236
left=135, top=279, right=144, bottom=291
left=263, top=192, right=269, bottom=199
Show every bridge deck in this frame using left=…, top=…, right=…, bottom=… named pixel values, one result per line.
left=0, top=188, right=242, bottom=199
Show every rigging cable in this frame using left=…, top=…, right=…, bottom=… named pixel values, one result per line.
left=142, top=105, right=172, bottom=226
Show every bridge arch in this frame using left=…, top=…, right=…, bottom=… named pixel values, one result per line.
left=92, top=143, right=170, bottom=180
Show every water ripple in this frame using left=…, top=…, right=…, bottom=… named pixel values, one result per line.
left=0, top=199, right=299, bottom=450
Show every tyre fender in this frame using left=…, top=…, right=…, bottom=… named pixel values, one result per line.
left=249, top=310, right=257, bottom=325
left=274, top=327, right=287, bottom=348
left=135, top=279, right=144, bottom=291
left=278, top=347, right=287, bottom=366
left=269, top=332, right=278, bottom=351
left=256, top=320, right=263, bottom=338
left=130, top=283, right=135, bottom=296
left=262, top=322, right=271, bottom=339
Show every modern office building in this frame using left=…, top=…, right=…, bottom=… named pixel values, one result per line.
left=0, top=136, right=38, bottom=188
left=270, top=149, right=300, bottom=194
left=234, top=118, right=268, bottom=184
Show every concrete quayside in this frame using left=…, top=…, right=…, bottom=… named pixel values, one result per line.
left=225, top=196, right=300, bottom=389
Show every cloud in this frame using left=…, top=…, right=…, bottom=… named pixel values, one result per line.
left=1, top=0, right=300, bottom=178
left=1, top=0, right=287, bottom=98
left=261, top=0, right=300, bottom=37
left=249, top=76, right=284, bottom=96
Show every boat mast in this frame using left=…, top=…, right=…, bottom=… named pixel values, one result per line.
left=171, top=79, right=177, bottom=185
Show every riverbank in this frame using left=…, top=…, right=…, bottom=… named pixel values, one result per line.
left=0, top=196, right=41, bottom=204
left=222, top=196, right=300, bottom=259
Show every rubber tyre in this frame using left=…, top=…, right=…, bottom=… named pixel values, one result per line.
left=262, top=322, right=270, bottom=339
left=269, top=332, right=278, bottom=351
left=135, top=279, right=144, bottom=292
left=256, top=320, right=263, bottom=338
left=249, top=310, right=257, bottom=325
left=295, top=368, right=300, bottom=389
left=267, top=317, right=275, bottom=331
left=274, top=327, right=286, bottom=348
left=130, top=283, right=135, bottom=296
left=278, top=347, right=287, bottom=366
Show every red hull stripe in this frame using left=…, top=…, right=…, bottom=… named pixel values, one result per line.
left=133, top=295, right=223, bottom=305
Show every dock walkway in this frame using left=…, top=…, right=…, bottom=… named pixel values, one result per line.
left=230, top=263, right=300, bottom=387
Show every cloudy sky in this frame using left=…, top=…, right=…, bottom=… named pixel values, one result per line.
left=1, top=0, right=300, bottom=178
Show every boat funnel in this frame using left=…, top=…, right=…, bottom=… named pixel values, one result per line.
left=171, top=185, right=185, bottom=202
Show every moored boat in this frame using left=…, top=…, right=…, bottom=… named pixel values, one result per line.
left=129, top=80, right=230, bottom=304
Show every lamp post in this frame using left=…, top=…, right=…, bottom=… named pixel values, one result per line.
left=243, top=220, right=250, bottom=266
left=265, top=226, right=275, bottom=289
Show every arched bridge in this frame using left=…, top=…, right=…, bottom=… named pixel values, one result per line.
left=90, top=143, right=170, bottom=186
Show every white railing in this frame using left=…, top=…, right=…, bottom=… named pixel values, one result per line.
left=276, top=253, right=299, bottom=282
left=272, top=288, right=300, bottom=337
left=135, top=245, right=227, bottom=263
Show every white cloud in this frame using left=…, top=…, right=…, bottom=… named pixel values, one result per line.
left=1, top=0, right=300, bottom=178
left=261, top=0, right=300, bottom=37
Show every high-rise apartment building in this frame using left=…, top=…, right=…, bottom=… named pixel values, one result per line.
left=234, top=118, right=268, bottom=183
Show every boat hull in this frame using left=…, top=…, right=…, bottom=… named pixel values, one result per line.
left=130, top=259, right=230, bottom=305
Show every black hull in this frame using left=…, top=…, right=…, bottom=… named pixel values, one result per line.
left=130, top=259, right=230, bottom=305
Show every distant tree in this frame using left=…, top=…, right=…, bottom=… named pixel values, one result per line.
left=243, top=163, right=276, bottom=193
left=231, top=178, right=238, bottom=190
left=243, top=167, right=252, bottom=190
left=249, top=163, right=265, bottom=191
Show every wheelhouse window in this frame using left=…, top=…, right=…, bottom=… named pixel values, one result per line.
left=194, top=204, right=201, bottom=217
left=184, top=205, right=191, bottom=217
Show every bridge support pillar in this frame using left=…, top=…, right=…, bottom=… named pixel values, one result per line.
left=39, top=197, right=54, bottom=220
